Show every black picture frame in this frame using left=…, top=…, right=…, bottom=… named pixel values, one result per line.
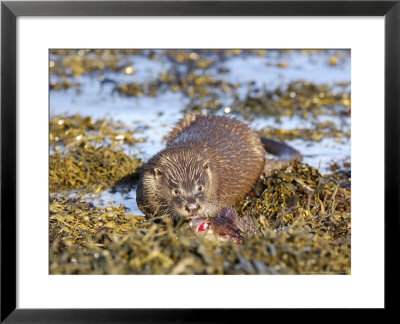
left=1, top=0, right=398, bottom=322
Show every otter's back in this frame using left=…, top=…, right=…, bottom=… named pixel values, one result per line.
left=166, top=114, right=265, bottom=205
left=167, top=115, right=262, bottom=152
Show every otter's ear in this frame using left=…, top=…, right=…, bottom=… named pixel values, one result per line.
left=203, top=161, right=210, bottom=170
left=153, top=168, right=163, bottom=179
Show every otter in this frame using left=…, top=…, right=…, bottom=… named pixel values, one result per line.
left=136, top=114, right=301, bottom=222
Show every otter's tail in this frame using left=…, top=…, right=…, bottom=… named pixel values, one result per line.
left=260, top=137, right=302, bottom=162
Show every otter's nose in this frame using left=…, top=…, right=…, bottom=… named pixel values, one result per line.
left=185, top=203, right=199, bottom=215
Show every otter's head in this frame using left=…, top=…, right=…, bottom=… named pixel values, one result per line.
left=146, top=147, right=217, bottom=219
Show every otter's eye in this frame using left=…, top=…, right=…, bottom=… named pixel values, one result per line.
left=198, top=186, right=203, bottom=192
left=173, top=189, right=181, bottom=196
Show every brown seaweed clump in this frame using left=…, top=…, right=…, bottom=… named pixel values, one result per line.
left=229, top=80, right=351, bottom=122
left=49, top=196, right=147, bottom=274
left=48, top=50, right=351, bottom=275
left=49, top=50, right=350, bottom=123
left=258, top=121, right=350, bottom=143
left=49, top=114, right=143, bottom=192
left=50, top=159, right=351, bottom=275
left=50, top=49, right=144, bottom=79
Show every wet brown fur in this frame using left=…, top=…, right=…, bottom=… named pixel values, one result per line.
left=136, top=114, right=266, bottom=220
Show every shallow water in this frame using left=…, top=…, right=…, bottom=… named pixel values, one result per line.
left=50, top=50, right=351, bottom=215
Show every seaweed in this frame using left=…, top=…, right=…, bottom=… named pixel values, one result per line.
left=49, top=49, right=351, bottom=275
left=50, top=160, right=351, bottom=275
left=50, top=114, right=143, bottom=192
left=230, top=81, right=351, bottom=121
